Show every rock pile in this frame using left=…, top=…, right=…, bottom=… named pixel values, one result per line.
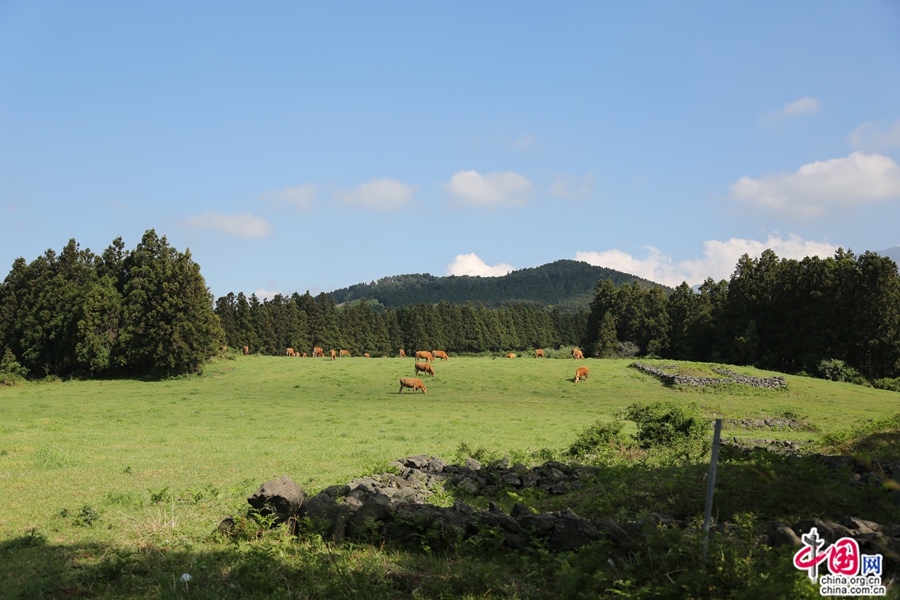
left=227, top=453, right=900, bottom=559
left=631, top=362, right=786, bottom=389
left=724, top=417, right=812, bottom=431
left=709, top=366, right=786, bottom=388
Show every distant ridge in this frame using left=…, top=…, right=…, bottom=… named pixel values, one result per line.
left=877, top=246, right=900, bottom=264
left=327, top=259, right=671, bottom=312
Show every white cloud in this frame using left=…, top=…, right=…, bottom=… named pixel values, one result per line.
left=576, top=234, right=838, bottom=287
left=550, top=173, right=594, bottom=199
left=513, top=134, right=536, bottom=150
left=184, top=212, right=273, bottom=238
left=446, top=253, right=514, bottom=277
left=760, top=97, right=819, bottom=122
left=259, top=183, right=318, bottom=209
left=333, top=178, right=418, bottom=210
left=727, top=152, right=900, bottom=216
left=254, top=288, right=280, bottom=301
left=779, top=97, right=819, bottom=117
left=444, top=170, right=532, bottom=207
left=849, top=121, right=900, bottom=151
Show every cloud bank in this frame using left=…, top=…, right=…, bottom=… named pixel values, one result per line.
left=576, top=234, right=838, bottom=287
left=446, top=253, right=514, bottom=277
left=184, top=212, right=273, bottom=238
left=334, top=178, right=418, bottom=210
left=444, top=170, right=532, bottom=207
left=727, top=152, right=900, bottom=216
left=849, top=121, right=900, bottom=152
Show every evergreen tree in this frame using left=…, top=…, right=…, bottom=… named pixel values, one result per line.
left=118, top=230, right=223, bottom=374
left=215, top=293, right=238, bottom=349
left=233, top=292, right=258, bottom=352
left=250, top=294, right=277, bottom=354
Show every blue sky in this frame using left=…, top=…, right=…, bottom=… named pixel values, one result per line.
left=2, top=2, right=899, bottom=299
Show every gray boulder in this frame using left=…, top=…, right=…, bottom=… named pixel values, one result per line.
left=247, top=476, right=306, bottom=523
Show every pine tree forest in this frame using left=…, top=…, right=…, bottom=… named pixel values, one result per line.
left=581, top=249, right=900, bottom=382
left=0, top=231, right=224, bottom=378
left=214, top=293, right=587, bottom=358
left=3, top=236, right=899, bottom=385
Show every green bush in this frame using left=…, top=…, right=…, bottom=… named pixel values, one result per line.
left=622, top=401, right=708, bottom=448
left=872, top=377, right=900, bottom=392
left=817, top=358, right=867, bottom=385
left=0, top=349, right=28, bottom=385
left=566, top=419, right=625, bottom=456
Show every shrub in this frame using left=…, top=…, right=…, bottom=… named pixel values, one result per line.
left=0, top=348, right=28, bottom=385
left=872, top=377, right=900, bottom=392
left=817, top=358, right=867, bottom=385
left=622, top=401, right=708, bottom=448
left=616, top=341, right=640, bottom=358
left=566, top=419, right=625, bottom=456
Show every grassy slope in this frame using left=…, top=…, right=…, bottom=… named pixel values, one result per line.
left=0, top=356, right=897, bottom=597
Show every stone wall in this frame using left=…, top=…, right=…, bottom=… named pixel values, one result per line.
left=228, top=452, right=900, bottom=557
left=630, top=362, right=786, bottom=388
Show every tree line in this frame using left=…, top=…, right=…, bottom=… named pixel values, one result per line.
left=581, top=249, right=900, bottom=381
left=4, top=234, right=897, bottom=383
left=214, top=292, right=588, bottom=356
left=0, top=230, right=223, bottom=378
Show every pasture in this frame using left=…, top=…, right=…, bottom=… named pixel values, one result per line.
left=0, top=355, right=896, bottom=598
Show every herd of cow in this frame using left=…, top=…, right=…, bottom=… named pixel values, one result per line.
left=232, top=345, right=589, bottom=393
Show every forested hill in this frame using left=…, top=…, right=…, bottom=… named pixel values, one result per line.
left=328, top=260, right=670, bottom=312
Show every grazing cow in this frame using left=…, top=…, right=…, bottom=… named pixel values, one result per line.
left=242, top=346, right=249, bottom=355
left=571, top=348, right=584, bottom=359
left=286, top=348, right=294, bottom=357
left=414, top=362, right=436, bottom=378
left=415, top=351, right=433, bottom=363
left=399, top=377, right=427, bottom=394
left=535, top=349, right=545, bottom=358
left=504, top=353, right=516, bottom=359
left=433, top=350, right=449, bottom=362
left=399, top=349, right=407, bottom=358
left=340, top=349, right=351, bottom=357
left=313, top=347, right=324, bottom=358
left=364, top=353, right=370, bottom=358
left=575, top=366, right=589, bottom=383
left=220, top=345, right=227, bottom=353
left=330, top=349, right=337, bottom=361
left=301, top=352, right=308, bottom=357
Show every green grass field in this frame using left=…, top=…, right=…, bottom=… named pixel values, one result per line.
left=1, top=355, right=897, bottom=598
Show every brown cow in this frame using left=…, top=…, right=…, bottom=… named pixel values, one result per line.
left=504, top=353, right=516, bottom=359
left=220, top=345, right=227, bottom=352
left=312, top=347, right=324, bottom=358
left=571, top=348, right=584, bottom=359
left=301, top=352, right=308, bottom=357
left=242, top=345, right=249, bottom=355
left=399, top=377, right=427, bottom=394
left=399, top=349, right=407, bottom=358
left=414, top=362, right=436, bottom=378
left=535, top=349, right=545, bottom=358
left=340, top=349, right=350, bottom=357
left=415, top=351, right=433, bottom=363
left=575, top=366, right=589, bottom=383
left=364, top=353, right=370, bottom=358
left=286, top=348, right=295, bottom=357
left=330, top=349, right=337, bottom=361
left=433, top=350, right=449, bottom=362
